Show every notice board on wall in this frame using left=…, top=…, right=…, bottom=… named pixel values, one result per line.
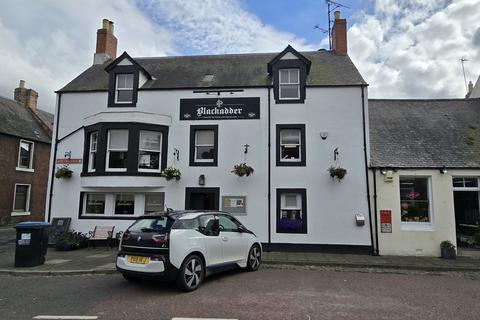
left=380, top=210, right=392, bottom=233
left=222, top=196, right=247, bottom=215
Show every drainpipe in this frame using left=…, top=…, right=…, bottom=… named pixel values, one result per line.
left=360, top=86, right=375, bottom=255
left=267, top=87, right=272, bottom=251
left=372, top=168, right=380, bottom=255
left=47, top=93, right=62, bottom=223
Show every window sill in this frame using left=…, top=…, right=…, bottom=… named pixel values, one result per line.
left=11, top=211, right=31, bottom=217
left=16, top=167, right=34, bottom=173
left=400, top=222, right=434, bottom=232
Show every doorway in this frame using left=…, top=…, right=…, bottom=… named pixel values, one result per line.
left=453, top=177, right=480, bottom=248
left=185, top=187, right=220, bottom=210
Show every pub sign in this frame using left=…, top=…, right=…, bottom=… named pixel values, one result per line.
left=180, top=97, right=260, bottom=120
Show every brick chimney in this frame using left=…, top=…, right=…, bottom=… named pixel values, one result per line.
left=14, top=80, right=38, bottom=112
left=93, top=19, right=117, bottom=65
left=332, top=11, right=347, bottom=55
left=466, top=81, right=474, bottom=98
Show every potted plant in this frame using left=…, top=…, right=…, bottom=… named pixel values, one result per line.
left=162, top=167, right=181, bottom=181
left=440, top=240, right=456, bottom=259
left=54, top=231, right=88, bottom=251
left=232, top=163, right=254, bottom=177
left=328, top=166, right=347, bottom=181
left=55, top=166, right=73, bottom=179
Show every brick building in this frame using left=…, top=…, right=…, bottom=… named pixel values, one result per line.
left=0, top=81, right=53, bottom=225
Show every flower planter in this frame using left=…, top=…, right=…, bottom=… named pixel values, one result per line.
left=55, top=166, right=73, bottom=179
left=440, top=241, right=456, bottom=259
left=328, top=166, right=347, bottom=181
left=163, top=167, right=181, bottom=181
left=232, top=163, right=254, bottom=177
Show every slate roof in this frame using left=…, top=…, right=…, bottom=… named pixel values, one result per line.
left=369, top=98, right=480, bottom=168
left=58, top=50, right=366, bottom=92
left=0, top=96, right=53, bottom=144
left=36, top=109, right=54, bottom=132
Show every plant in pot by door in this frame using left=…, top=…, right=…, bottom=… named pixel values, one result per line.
left=328, top=166, right=347, bottom=181
left=54, top=231, right=88, bottom=251
left=162, top=167, right=181, bottom=181
left=440, top=240, right=456, bottom=259
left=232, top=163, right=254, bottom=177
left=55, top=165, right=73, bottom=179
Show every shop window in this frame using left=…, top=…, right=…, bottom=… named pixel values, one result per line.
left=84, top=193, right=105, bottom=214
left=279, top=69, right=300, bottom=100
left=115, top=194, right=135, bottom=215
left=189, top=125, right=218, bottom=166
left=276, top=189, right=307, bottom=234
left=144, top=193, right=165, bottom=213
left=17, top=140, right=34, bottom=170
left=88, top=132, right=98, bottom=172
left=399, top=177, right=431, bottom=223
left=114, top=74, right=134, bottom=104
left=13, top=184, right=31, bottom=213
left=138, top=131, right=162, bottom=172
left=106, top=129, right=128, bottom=171
left=276, top=124, right=306, bottom=166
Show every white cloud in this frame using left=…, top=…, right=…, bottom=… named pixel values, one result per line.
left=348, top=0, right=480, bottom=98
left=0, top=0, right=176, bottom=112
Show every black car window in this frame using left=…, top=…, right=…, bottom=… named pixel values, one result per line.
left=172, top=218, right=199, bottom=230
left=128, top=217, right=174, bottom=234
left=218, top=215, right=241, bottom=232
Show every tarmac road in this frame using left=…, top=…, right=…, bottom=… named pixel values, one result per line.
left=1, top=267, right=480, bottom=320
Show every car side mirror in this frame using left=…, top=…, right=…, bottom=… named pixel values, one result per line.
left=237, top=225, right=247, bottom=233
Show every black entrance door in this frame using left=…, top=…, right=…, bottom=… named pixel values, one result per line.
left=454, top=191, right=480, bottom=246
left=185, top=187, right=220, bottom=210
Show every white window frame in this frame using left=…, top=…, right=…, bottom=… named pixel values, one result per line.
left=16, top=139, right=34, bottom=172
left=281, top=193, right=302, bottom=217
left=88, top=132, right=98, bottom=172
left=452, top=176, right=480, bottom=191
left=138, top=131, right=162, bottom=173
left=82, top=193, right=106, bottom=215
left=194, top=129, right=215, bottom=163
left=106, top=129, right=128, bottom=172
left=280, top=129, right=301, bottom=162
left=11, top=183, right=31, bottom=216
left=114, top=74, right=134, bottom=104
left=399, top=176, right=434, bottom=230
left=279, top=68, right=300, bottom=100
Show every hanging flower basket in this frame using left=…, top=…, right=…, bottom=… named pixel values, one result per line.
left=55, top=166, right=73, bottom=179
left=232, top=163, right=254, bottom=177
left=328, top=166, right=347, bottom=181
left=162, top=167, right=181, bottom=181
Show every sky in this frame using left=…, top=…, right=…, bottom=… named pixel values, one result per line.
left=0, top=0, right=479, bottom=112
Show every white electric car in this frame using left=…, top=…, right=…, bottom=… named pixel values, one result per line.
left=116, top=210, right=262, bottom=291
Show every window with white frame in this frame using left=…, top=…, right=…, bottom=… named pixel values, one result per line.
left=399, top=177, right=431, bottom=223
left=138, top=131, right=162, bottom=172
left=84, top=193, right=105, bottom=214
left=195, top=130, right=215, bottom=163
left=279, top=68, right=300, bottom=99
left=280, top=129, right=301, bottom=162
left=115, top=74, right=134, bottom=103
left=17, top=140, right=34, bottom=170
left=106, top=129, right=128, bottom=171
left=88, top=132, right=98, bottom=172
left=13, top=184, right=31, bottom=213
left=144, top=193, right=165, bottom=214
left=115, top=194, right=135, bottom=215
left=453, top=177, right=479, bottom=188
left=277, top=189, right=307, bottom=233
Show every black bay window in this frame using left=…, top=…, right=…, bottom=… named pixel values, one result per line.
left=82, top=123, right=168, bottom=176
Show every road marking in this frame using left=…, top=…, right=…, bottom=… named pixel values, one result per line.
left=33, top=316, right=98, bottom=319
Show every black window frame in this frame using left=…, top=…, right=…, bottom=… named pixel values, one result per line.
left=276, top=188, right=307, bottom=234
left=276, top=124, right=306, bottom=166
left=189, top=125, right=218, bottom=167
left=107, top=66, right=139, bottom=108
left=272, top=61, right=307, bottom=104
left=82, top=122, right=169, bottom=177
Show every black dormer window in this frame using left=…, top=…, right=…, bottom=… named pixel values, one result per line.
left=115, top=74, right=134, bottom=103
left=279, top=69, right=300, bottom=100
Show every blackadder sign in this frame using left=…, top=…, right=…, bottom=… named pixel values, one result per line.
left=180, top=97, right=260, bottom=120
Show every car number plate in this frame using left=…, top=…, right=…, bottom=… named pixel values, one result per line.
left=127, top=255, right=150, bottom=264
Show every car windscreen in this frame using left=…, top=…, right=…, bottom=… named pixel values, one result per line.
left=128, top=217, right=174, bottom=234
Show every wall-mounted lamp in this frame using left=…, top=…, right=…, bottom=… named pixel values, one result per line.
left=440, top=166, right=448, bottom=174
left=380, top=169, right=387, bottom=175
left=199, top=174, right=205, bottom=186
left=320, top=131, right=328, bottom=140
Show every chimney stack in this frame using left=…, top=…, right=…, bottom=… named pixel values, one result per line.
left=14, top=80, right=38, bottom=112
left=332, top=11, right=347, bottom=55
left=93, top=19, right=118, bottom=65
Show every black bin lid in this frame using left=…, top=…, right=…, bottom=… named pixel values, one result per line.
left=15, top=221, right=51, bottom=229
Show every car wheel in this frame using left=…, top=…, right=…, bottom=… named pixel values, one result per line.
left=246, top=244, right=261, bottom=271
left=176, top=255, right=204, bottom=292
left=122, top=274, right=141, bottom=282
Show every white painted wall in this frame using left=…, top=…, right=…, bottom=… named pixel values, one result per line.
left=371, top=169, right=479, bottom=256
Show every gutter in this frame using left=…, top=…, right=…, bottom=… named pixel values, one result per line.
left=360, top=87, right=376, bottom=255
left=267, top=87, right=272, bottom=250
left=47, top=93, right=62, bottom=223
left=372, top=168, right=380, bottom=255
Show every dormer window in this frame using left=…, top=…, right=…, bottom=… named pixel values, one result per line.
left=115, top=74, right=134, bottom=103
left=279, top=69, right=300, bottom=100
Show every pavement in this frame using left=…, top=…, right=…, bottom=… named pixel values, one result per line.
left=1, top=226, right=480, bottom=275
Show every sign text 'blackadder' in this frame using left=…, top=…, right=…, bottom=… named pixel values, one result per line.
left=180, top=97, right=260, bottom=120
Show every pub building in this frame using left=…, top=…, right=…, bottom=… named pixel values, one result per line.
left=47, top=14, right=374, bottom=253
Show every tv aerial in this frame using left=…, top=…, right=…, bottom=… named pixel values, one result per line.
left=314, top=0, right=350, bottom=50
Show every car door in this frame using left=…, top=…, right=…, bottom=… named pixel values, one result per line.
left=198, top=214, right=223, bottom=266
left=217, top=214, right=248, bottom=263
